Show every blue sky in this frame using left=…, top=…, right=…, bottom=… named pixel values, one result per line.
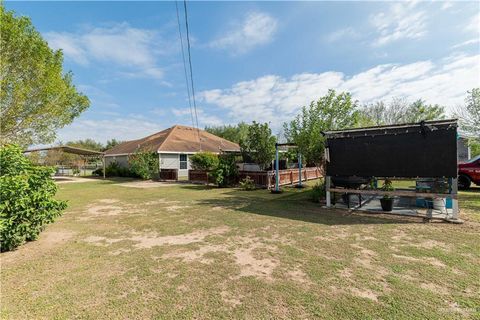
left=6, top=1, right=480, bottom=143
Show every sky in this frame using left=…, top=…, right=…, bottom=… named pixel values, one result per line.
left=6, top=1, right=480, bottom=143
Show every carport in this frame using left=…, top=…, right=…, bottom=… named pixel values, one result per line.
left=24, top=146, right=106, bottom=179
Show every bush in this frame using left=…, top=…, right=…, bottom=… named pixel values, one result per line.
left=128, top=151, right=159, bottom=180
left=311, top=181, right=325, bottom=203
left=213, top=154, right=238, bottom=187
left=190, top=152, right=219, bottom=185
left=239, top=176, right=256, bottom=191
left=190, top=152, right=219, bottom=171
left=104, top=162, right=133, bottom=178
left=0, top=145, right=67, bottom=252
left=92, top=168, right=103, bottom=176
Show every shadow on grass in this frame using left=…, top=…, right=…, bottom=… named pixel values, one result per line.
left=182, top=184, right=418, bottom=226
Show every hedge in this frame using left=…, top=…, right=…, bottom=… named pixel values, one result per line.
left=0, top=145, right=67, bottom=251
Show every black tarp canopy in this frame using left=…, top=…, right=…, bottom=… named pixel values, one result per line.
left=324, top=119, right=458, bottom=178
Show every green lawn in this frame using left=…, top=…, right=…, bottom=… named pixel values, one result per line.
left=2, top=178, right=479, bottom=319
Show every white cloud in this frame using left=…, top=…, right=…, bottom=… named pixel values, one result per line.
left=441, top=2, right=454, bottom=10
left=326, top=27, right=360, bottom=42
left=45, top=23, right=169, bottom=79
left=171, top=108, right=222, bottom=127
left=57, top=117, right=163, bottom=143
left=209, top=12, right=278, bottom=55
left=451, top=38, right=480, bottom=49
left=466, top=12, right=479, bottom=33
left=200, top=54, right=480, bottom=129
left=370, top=2, right=428, bottom=46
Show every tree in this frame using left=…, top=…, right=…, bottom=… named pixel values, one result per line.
left=204, top=122, right=249, bottom=143
left=361, top=98, right=445, bottom=126
left=455, top=88, right=480, bottom=137
left=0, top=6, right=89, bottom=147
left=128, top=151, right=159, bottom=180
left=403, top=99, right=445, bottom=123
left=284, top=90, right=359, bottom=166
left=240, top=121, right=276, bottom=170
left=0, top=145, right=67, bottom=251
left=189, top=152, right=219, bottom=183
left=104, top=139, right=122, bottom=151
left=66, top=139, right=104, bottom=151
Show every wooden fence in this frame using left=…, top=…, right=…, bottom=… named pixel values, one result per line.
left=188, top=170, right=214, bottom=183
left=159, top=169, right=178, bottom=181
left=189, top=167, right=323, bottom=188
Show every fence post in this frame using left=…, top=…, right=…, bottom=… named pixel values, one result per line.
left=298, top=153, right=303, bottom=187
left=326, top=176, right=331, bottom=207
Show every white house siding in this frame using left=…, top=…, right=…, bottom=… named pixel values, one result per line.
left=159, top=153, right=192, bottom=177
left=105, top=155, right=129, bottom=168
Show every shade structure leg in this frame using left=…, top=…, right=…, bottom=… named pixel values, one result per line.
left=326, top=176, right=331, bottom=207
left=297, top=153, right=303, bottom=188
left=102, top=156, right=106, bottom=179
left=271, top=143, right=282, bottom=194
left=451, top=177, right=459, bottom=220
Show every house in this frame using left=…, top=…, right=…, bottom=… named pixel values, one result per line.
left=104, top=125, right=240, bottom=177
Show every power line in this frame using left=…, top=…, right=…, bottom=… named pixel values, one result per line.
left=174, top=0, right=196, bottom=134
left=183, top=0, right=201, bottom=150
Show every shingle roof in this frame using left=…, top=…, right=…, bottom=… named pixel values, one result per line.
left=104, top=125, right=240, bottom=155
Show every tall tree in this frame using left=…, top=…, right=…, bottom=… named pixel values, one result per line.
left=239, top=122, right=276, bottom=170
left=204, top=122, right=249, bottom=143
left=104, top=139, right=122, bottom=151
left=284, top=89, right=359, bottom=166
left=66, top=139, right=104, bottom=151
left=361, top=98, right=445, bottom=126
left=0, top=5, right=89, bottom=147
left=455, top=88, right=480, bottom=137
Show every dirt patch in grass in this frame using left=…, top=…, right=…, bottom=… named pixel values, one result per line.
left=82, top=199, right=124, bottom=219
left=165, top=205, right=190, bottom=212
left=221, top=290, right=242, bottom=307
left=115, top=181, right=174, bottom=188
left=392, top=254, right=446, bottom=267
left=2, top=230, right=75, bottom=265
left=144, top=199, right=179, bottom=205
left=83, top=226, right=230, bottom=250
left=287, top=267, right=311, bottom=284
left=350, top=287, right=379, bottom=302
left=233, top=246, right=278, bottom=280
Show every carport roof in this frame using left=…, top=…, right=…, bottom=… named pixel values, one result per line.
left=24, top=146, right=104, bottom=156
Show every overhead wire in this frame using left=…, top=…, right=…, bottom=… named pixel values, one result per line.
left=182, top=0, right=202, bottom=150
left=174, top=0, right=196, bottom=136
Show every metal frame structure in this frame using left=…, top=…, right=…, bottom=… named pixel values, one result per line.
left=271, top=143, right=302, bottom=193
left=24, top=146, right=106, bottom=179
left=323, top=120, right=461, bottom=222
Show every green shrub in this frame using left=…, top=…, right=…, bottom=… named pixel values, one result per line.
left=0, top=145, right=67, bottom=252
left=239, top=176, right=256, bottom=191
left=92, top=168, right=103, bottom=176
left=190, top=152, right=219, bottom=171
left=72, top=167, right=80, bottom=175
left=311, top=181, right=325, bottom=203
left=190, top=152, right=219, bottom=185
left=128, top=151, right=159, bottom=180
left=104, top=162, right=133, bottom=178
left=213, top=154, right=238, bottom=187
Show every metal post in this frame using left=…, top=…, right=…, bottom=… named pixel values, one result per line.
left=275, top=143, right=279, bottom=192
left=102, top=156, right=106, bottom=179
left=298, top=153, right=302, bottom=187
left=326, top=176, right=331, bottom=207
left=451, top=177, right=459, bottom=220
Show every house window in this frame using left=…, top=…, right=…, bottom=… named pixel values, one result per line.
left=180, top=154, right=188, bottom=169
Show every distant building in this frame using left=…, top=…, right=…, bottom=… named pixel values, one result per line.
left=104, top=125, right=240, bottom=177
